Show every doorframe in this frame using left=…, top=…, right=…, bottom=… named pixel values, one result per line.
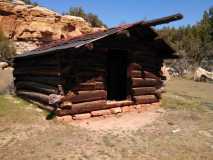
left=105, top=49, right=130, bottom=101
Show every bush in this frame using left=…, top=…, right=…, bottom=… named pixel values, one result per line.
left=0, top=28, right=16, bottom=61
left=68, top=7, right=107, bottom=28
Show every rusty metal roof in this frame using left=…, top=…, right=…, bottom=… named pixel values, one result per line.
left=14, top=14, right=183, bottom=59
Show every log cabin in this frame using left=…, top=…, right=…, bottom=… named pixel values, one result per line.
left=12, top=14, right=183, bottom=117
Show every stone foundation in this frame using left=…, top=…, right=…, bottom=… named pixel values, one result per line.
left=57, top=102, right=161, bottom=122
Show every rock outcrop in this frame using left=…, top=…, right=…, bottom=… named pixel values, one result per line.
left=0, top=1, right=105, bottom=54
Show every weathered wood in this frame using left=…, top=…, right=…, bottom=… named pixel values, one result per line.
left=14, top=76, right=62, bottom=86
left=133, top=87, right=156, bottom=96
left=15, top=81, right=58, bottom=94
left=132, top=78, right=162, bottom=87
left=129, top=63, right=142, bottom=70
left=64, top=90, right=107, bottom=103
left=135, top=95, right=159, bottom=104
left=64, top=72, right=104, bottom=82
left=14, top=69, right=61, bottom=76
left=131, top=70, right=161, bottom=80
left=142, top=13, right=183, bottom=27
left=14, top=59, right=59, bottom=68
left=16, top=90, right=49, bottom=104
left=74, top=82, right=105, bottom=91
left=57, top=100, right=107, bottom=116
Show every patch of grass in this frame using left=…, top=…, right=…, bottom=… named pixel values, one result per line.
left=0, top=94, right=46, bottom=124
left=161, top=79, right=213, bottom=111
left=161, top=93, right=203, bottom=110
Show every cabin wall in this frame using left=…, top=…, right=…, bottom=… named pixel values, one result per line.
left=128, top=63, right=163, bottom=104
left=13, top=53, right=63, bottom=108
left=58, top=49, right=107, bottom=115
left=13, top=48, right=165, bottom=116
left=57, top=49, right=164, bottom=116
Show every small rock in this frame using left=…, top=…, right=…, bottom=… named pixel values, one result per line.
left=172, top=128, right=181, bottom=133
left=111, top=107, right=122, bottom=114
left=73, top=113, right=91, bottom=120
left=0, top=62, right=8, bottom=69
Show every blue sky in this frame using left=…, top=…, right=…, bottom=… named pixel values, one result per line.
left=32, top=0, right=213, bottom=28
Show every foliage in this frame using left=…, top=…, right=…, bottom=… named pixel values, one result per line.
left=19, top=0, right=38, bottom=6
left=5, top=0, right=39, bottom=6
left=159, top=7, right=213, bottom=69
left=68, top=7, right=107, bottom=28
left=0, top=28, right=16, bottom=61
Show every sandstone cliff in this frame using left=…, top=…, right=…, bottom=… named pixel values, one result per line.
left=0, top=1, right=105, bottom=54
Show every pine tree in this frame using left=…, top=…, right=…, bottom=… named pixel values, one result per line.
left=159, top=7, right=213, bottom=68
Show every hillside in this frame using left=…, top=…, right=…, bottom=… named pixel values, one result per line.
left=0, top=1, right=105, bottom=54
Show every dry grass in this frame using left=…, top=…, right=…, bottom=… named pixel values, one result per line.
left=0, top=78, right=213, bottom=160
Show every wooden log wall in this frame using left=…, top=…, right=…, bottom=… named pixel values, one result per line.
left=57, top=49, right=108, bottom=115
left=13, top=53, right=62, bottom=110
left=132, top=50, right=164, bottom=77
left=128, top=62, right=164, bottom=104
left=13, top=47, right=165, bottom=117
left=57, top=58, right=164, bottom=116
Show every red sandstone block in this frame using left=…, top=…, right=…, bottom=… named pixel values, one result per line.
left=91, top=109, right=111, bottom=117
left=73, top=113, right=91, bottom=120
left=111, top=107, right=122, bottom=114
left=57, top=115, right=73, bottom=122
left=137, top=106, right=147, bottom=113
left=129, top=105, right=137, bottom=112
left=122, top=106, right=131, bottom=112
left=135, top=104, right=142, bottom=109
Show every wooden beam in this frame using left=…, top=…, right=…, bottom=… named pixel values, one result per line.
left=131, top=70, right=161, bottom=80
left=134, top=95, right=159, bottom=104
left=14, top=76, right=62, bottom=86
left=73, top=82, right=105, bottom=91
left=57, top=100, right=107, bottom=116
left=16, top=90, right=50, bottom=104
left=15, top=81, right=58, bottom=94
left=133, top=87, right=156, bottom=96
left=14, top=69, right=61, bottom=76
left=64, top=90, right=107, bottom=104
left=132, top=78, right=162, bottom=87
left=141, top=13, right=183, bottom=27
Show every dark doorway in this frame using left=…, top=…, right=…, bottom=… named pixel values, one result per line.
left=106, top=50, right=128, bottom=100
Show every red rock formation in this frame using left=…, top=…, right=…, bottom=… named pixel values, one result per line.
left=0, top=1, right=105, bottom=54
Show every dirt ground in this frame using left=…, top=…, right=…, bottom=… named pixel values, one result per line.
left=0, top=78, right=213, bottom=160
